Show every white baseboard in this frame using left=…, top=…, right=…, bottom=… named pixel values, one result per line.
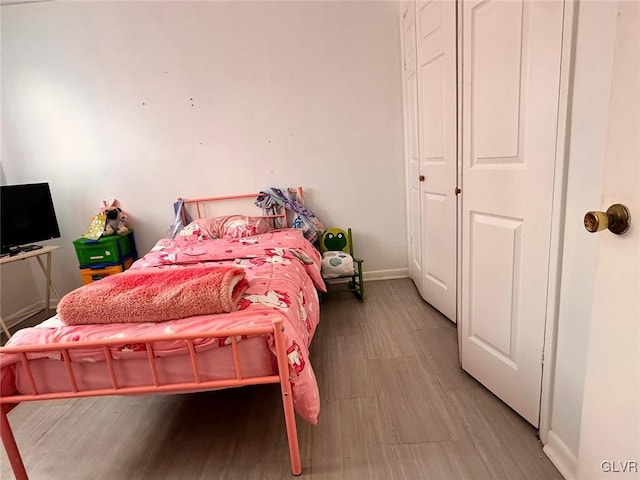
left=364, top=268, right=409, bottom=281
left=543, top=430, right=577, bottom=480
left=4, top=300, right=58, bottom=329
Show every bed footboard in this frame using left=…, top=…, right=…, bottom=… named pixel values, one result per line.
left=0, top=318, right=302, bottom=478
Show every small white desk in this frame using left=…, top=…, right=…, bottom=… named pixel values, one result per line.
left=0, top=245, right=61, bottom=338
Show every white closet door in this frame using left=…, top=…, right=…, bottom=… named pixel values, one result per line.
left=401, top=2, right=423, bottom=294
left=416, top=0, right=457, bottom=322
left=460, top=0, right=564, bottom=426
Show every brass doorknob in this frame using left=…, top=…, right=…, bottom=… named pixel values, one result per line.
left=584, top=204, right=631, bottom=234
left=419, top=175, right=425, bottom=182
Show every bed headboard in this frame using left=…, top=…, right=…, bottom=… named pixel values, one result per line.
left=178, top=187, right=304, bottom=229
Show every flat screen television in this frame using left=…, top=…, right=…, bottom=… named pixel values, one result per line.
left=1, top=182, right=61, bottom=255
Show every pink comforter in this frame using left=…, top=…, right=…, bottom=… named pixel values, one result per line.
left=0, top=229, right=326, bottom=424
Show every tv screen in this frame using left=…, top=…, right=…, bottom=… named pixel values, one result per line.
left=1, top=183, right=61, bottom=255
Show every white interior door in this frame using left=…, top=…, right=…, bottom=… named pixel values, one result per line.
left=460, top=0, right=564, bottom=426
left=577, top=1, right=639, bottom=475
left=401, top=2, right=423, bottom=295
left=416, top=0, right=457, bottom=322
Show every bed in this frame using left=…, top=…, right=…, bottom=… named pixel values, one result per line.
left=0, top=188, right=326, bottom=479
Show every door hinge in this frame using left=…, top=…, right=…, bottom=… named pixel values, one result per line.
left=541, top=349, right=545, bottom=365
left=455, top=187, right=462, bottom=195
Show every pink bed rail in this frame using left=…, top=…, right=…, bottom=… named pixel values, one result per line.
left=0, top=318, right=302, bottom=479
left=179, top=187, right=304, bottom=227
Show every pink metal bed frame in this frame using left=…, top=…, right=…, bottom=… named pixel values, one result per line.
left=179, top=186, right=304, bottom=228
left=1, top=188, right=308, bottom=479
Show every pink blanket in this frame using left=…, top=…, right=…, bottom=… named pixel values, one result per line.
left=58, top=265, right=249, bottom=325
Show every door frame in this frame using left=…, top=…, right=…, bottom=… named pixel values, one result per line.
left=454, top=0, right=576, bottom=436
left=537, top=0, right=576, bottom=442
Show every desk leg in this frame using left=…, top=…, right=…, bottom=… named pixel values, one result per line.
left=0, top=317, right=11, bottom=339
left=36, top=253, right=61, bottom=310
left=45, top=253, right=51, bottom=312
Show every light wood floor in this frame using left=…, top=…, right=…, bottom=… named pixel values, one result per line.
left=0, top=279, right=563, bottom=479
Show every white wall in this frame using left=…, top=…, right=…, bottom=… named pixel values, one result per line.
left=0, top=1, right=406, bottom=318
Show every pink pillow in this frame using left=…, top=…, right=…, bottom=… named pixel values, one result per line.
left=177, top=221, right=217, bottom=241
left=216, top=215, right=272, bottom=239
left=180, top=215, right=272, bottom=240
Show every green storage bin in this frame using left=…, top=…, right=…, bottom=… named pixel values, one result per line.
left=73, top=230, right=136, bottom=267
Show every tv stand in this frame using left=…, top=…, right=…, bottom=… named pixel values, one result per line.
left=0, top=245, right=61, bottom=338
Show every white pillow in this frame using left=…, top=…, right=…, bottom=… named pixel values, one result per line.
left=321, top=251, right=354, bottom=278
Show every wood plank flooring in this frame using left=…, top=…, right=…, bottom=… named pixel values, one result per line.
left=0, top=279, right=563, bottom=479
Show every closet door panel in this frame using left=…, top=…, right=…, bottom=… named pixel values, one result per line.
left=402, top=2, right=423, bottom=292
left=416, top=0, right=457, bottom=322
left=460, top=0, right=565, bottom=426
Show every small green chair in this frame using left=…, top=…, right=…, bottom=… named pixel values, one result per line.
left=318, top=228, right=365, bottom=300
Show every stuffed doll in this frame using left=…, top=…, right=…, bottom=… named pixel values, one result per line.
left=103, top=206, right=128, bottom=236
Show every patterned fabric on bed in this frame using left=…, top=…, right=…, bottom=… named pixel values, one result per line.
left=0, top=229, right=326, bottom=425
left=179, top=215, right=273, bottom=241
